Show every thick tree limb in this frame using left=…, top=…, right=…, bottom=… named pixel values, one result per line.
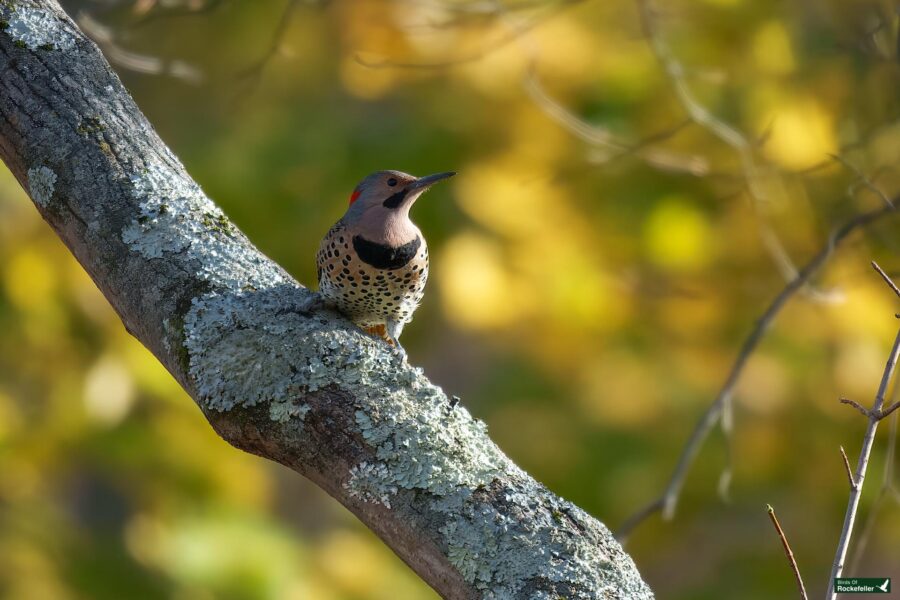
left=0, top=2, right=653, bottom=598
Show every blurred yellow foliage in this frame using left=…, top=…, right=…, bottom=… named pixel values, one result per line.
left=455, top=162, right=564, bottom=238
left=4, top=247, right=56, bottom=312
left=340, top=57, right=398, bottom=100
left=578, top=352, right=665, bottom=426
left=834, top=337, right=890, bottom=401
left=317, top=530, right=388, bottom=594
left=756, top=94, right=838, bottom=169
left=134, top=512, right=302, bottom=595
left=735, top=354, right=790, bottom=415
left=83, top=355, right=136, bottom=426
left=643, top=196, right=714, bottom=271
left=752, top=21, right=796, bottom=76
left=438, top=231, right=531, bottom=329
left=0, top=389, right=21, bottom=442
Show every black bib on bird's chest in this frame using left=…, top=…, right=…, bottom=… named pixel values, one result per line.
left=353, top=235, right=421, bottom=270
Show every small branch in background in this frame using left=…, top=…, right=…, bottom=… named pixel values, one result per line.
left=128, top=0, right=225, bottom=27
left=830, top=154, right=894, bottom=209
left=827, top=263, right=900, bottom=599
left=767, top=504, right=809, bottom=600
left=132, top=0, right=160, bottom=15
left=633, top=0, right=851, bottom=501
left=879, top=400, right=900, bottom=420
left=524, top=70, right=710, bottom=176
left=849, top=403, right=900, bottom=572
left=841, top=397, right=873, bottom=419
left=356, top=0, right=585, bottom=69
left=635, top=0, right=811, bottom=298
left=872, top=260, right=900, bottom=298
left=843, top=394, right=900, bottom=421
left=616, top=202, right=898, bottom=541
left=230, top=0, right=301, bottom=101
left=77, top=10, right=204, bottom=84
left=793, top=117, right=900, bottom=177
left=840, top=446, right=857, bottom=489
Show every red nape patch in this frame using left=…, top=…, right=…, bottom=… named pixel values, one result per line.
left=349, top=190, right=361, bottom=205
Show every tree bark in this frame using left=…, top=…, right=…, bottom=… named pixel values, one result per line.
left=0, top=2, right=653, bottom=598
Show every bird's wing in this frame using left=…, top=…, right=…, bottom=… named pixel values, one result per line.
left=315, top=222, right=346, bottom=287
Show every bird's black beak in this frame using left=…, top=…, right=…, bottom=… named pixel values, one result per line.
left=383, top=171, right=455, bottom=209
left=410, top=171, right=456, bottom=191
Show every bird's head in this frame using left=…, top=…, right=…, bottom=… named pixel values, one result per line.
left=343, top=170, right=455, bottom=225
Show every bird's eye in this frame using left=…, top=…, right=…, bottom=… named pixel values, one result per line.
left=387, top=178, right=398, bottom=187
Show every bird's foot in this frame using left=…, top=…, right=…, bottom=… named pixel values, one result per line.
left=362, top=323, right=407, bottom=362
left=390, top=341, right=408, bottom=362
left=296, top=292, right=325, bottom=316
left=362, top=324, right=408, bottom=362
left=385, top=320, right=407, bottom=362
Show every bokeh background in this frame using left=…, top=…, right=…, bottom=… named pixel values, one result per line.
left=2, top=0, right=900, bottom=598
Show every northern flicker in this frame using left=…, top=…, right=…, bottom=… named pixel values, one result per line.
left=307, top=170, right=454, bottom=352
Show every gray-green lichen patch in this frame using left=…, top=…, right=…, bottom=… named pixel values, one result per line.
left=121, top=159, right=285, bottom=291
left=345, top=462, right=398, bottom=508
left=27, top=165, right=56, bottom=207
left=181, top=283, right=511, bottom=492
left=434, top=482, right=654, bottom=599
left=269, top=400, right=310, bottom=424
left=353, top=388, right=511, bottom=497
left=182, top=285, right=333, bottom=411
left=5, top=6, right=76, bottom=50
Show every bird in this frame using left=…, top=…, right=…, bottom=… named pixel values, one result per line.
left=304, top=169, right=455, bottom=354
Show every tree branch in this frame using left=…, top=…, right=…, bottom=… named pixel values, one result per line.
left=0, top=2, right=652, bottom=598
left=617, top=202, right=898, bottom=540
left=766, top=504, right=809, bottom=600
left=635, top=0, right=811, bottom=294
left=828, top=325, right=900, bottom=599
left=839, top=446, right=856, bottom=489
left=848, top=402, right=900, bottom=572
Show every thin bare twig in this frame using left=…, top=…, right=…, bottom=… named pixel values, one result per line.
left=830, top=154, right=894, bottom=209
left=880, top=400, right=900, bottom=420
left=356, top=0, right=585, bottom=69
left=767, top=504, right=809, bottom=600
left=616, top=202, right=898, bottom=541
left=873, top=260, right=900, bottom=299
left=635, top=0, right=814, bottom=297
left=843, top=393, right=900, bottom=422
left=793, top=117, right=900, bottom=176
left=76, top=10, right=204, bottom=84
left=849, top=403, right=900, bottom=572
left=524, top=70, right=709, bottom=175
left=828, top=324, right=900, bottom=599
left=841, top=397, right=872, bottom=419
left=128, top=0, right=225, bottom=27
left=840, top=446, right=857, bottom=489
left=633, top=0, right=852, bottom=503
left=234, top=0, right=300, bottom=93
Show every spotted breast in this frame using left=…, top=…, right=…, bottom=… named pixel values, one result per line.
left=316, top=222, right=429, bottom=332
